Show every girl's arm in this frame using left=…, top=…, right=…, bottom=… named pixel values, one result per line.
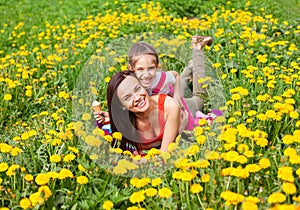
left=170, top=71, right=184, bottom=109
left=160, top=96, right=180, bottom=152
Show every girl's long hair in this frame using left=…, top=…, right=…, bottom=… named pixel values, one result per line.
left=106, top=70, right=140, bottom=150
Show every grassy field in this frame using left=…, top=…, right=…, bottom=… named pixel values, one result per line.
left=0, top=0, right=300, bottom=209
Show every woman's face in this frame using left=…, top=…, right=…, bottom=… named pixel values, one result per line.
left=117, top=76, right=150, bottom=112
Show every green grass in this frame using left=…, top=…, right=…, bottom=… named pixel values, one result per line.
left=0, top=0, right=299, bottom=209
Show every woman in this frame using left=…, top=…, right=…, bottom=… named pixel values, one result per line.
left=107, top=70, right=186, bottom=154
left=96, top=35, right=213, bottom=131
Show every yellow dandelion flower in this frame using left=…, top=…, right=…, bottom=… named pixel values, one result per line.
left=190, top=183, right=203, bottom=194
left=282, top=134, right=294, bottom=144
left=105, top=77, right=111, bottom=83
left=245, top=164, right=261, bottom=173
left=113, top=161, right=128, bottom=173
left=290, top=111, right=299, bottom=119
left=193, top=159, right=210, bottom=168
left=221, top=74, right=228, bottom=79
left=46, top=172, right=59, bottom=179
left=0, top=143, right=13, bottom=153
left=221, top=191, right=244, bottom=205
left=92, top=127, right=105, bottom=136
left=289, top=154, right=300, bottom=164
left=212, top=62, right=222, bottom=68
left=293, top=195, right=300, bottom=203
left=68, top=146, right=79, bottom=154
left=38, top=185, right=52, bottom=200
left=11, top=147, right=22, bottom=156
left=85, top=135, right=101, bottom=146
left=246, top=196, right=260, bottom=203
left=19, top=197, right=32, bottom=209
left=259, top=158, right=271, bottom=169
left=201, top=174, right=210, bottom=182
left=244, top=150, right=254, bottom=158
left=82, top=113, right=91, bottom=121
left=89, top=154, right=99, bottom=160
left=231, top=93, right=241, bottom=101
left=76, top=175, right=88, bottom=184
left=35, top=173, right=50, bottom=185
left=265, top=110, right=276, bottom=119
left=103, top=200, right=114, bottom=210
left=110, top=147, right=123, bottom=154
left=282, top=182, right=296, bottom=194
left=222, top=151, right=239, bottom=162
left=0, top=162, right=9, bottom=172
left=112, top=132, right=122, bottom=140
left=256, top=137, right=268, bottom=147
left=242, top=201, right=258, bottom=210
left=198, top=118, right=207, bottom=125
left=145, top=188, right=157, bottom=197
left=58, top=91, right=69, bottom=99
left=248, top=110, right=257, bottom=116
left=104, top=135, right=113, bottom=142
left=127, top=206, right=145, bottom=210
left=228, top=117, right=236, bottom=123
left=205, top=151, right=219, bottom=160
left=63, top=154, right=76, bottom=162
left=158, top=187, right=172, bottom=198
left=257, top=113, right=267, bottom=121
left=58, top=168, right=73, bottom=179
left=278, top=166, right=294, bottom=182
left=51, top=138, right=62, bottom=146
left=129, top=191, right=145, bottom=204
left=151, top=177, right=162, bottom=187
left=130, top=177, right=150, bottom=188
left=284, top=147, right=297, bottom=157
left=78, top=164, right=87, bottom=172
left=50, top=154, right=61, bottom=163
left=24, top=174, right=34, bottom=182
left=4, top=94, right=12, bottom=101
left=196, top=134, right=206, bottom=144
left=268, top=192, right=286, bottom=204
left=29, top=192, right=44, bottom=207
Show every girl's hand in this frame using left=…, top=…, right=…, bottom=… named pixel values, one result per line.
left=174, top=95, right=185, bottom=111
left=178, top=109, right=188, bottom=134
left=94, top=111, right=110, bottom=125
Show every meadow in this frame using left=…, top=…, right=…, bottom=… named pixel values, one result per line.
left=0, top=0, right=300, bottom=209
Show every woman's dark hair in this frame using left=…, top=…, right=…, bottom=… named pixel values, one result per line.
left=106, top=70, right=140, bottom=151
left=128, top=41, right=159, bottom=68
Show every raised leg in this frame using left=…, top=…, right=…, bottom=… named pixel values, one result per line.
left=181, top=36, right=213, bottom=116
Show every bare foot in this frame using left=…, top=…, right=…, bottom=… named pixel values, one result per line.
left=192, top=36, right=213, bottom=50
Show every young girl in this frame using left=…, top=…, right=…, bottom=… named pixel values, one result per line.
left=95, top=35, right=217, bottom=135
left=127, top=35, right=213, bottom=131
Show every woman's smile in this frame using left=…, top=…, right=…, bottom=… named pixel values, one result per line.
left=117, top=76, right=150, bottom=112
left=135, top=98, right=146, bottom=108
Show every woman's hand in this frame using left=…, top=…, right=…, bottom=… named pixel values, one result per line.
left=94, top=111, right=110, bottom=125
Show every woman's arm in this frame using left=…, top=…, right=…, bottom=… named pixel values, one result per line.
left=160, top=96, right=180, bottom=152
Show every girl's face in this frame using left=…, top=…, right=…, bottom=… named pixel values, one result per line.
left=131, top=54, right=157, bottom=88
left=117, top=76, right=150, bottom=113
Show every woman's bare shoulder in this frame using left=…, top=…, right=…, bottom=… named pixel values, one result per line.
left=149, top=94, right=179, bottom=111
